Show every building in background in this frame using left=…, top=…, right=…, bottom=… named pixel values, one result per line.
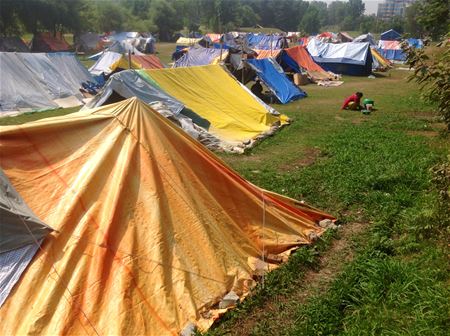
left=377, top=0, right=416, bottom=20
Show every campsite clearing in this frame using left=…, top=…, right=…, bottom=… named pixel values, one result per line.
left=206, top=68, right=449, bottom=335
left=0, top=53, right=448, bottom=336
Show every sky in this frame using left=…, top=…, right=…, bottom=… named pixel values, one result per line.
left=306, top=0, right=382, bottom=15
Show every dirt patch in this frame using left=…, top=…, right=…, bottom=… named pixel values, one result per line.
left=226, top=222, right=367, bottom=336
left=279, top=147, right=322, bottom=171
left=407, top=130, right=439, bottom=138
left=351, top=116, right=371, bottom=125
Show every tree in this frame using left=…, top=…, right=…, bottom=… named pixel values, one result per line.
left=299, top=5, right=320, bottom=34
left=416, top=0, right=449, bottom=40
left=150, top=0, right=182, bottom=41
left=405, top=2, right=423, bottom=37
left=327, top=1, right=348, bottom=26
left=309, top=1, right=328, bottom=30
left=239, top=5, right=260, bottom=27
left=348, top=0, right=365, bottom=18
left=97, top=1, right=130, bottom=32
left=403, top=37, right=450, bottom=130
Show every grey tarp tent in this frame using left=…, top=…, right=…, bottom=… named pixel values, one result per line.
left=0, top=52, right=58, bottom=114
left=0, top=170, right=53, bottom=307
left=0, top=52, right=96, bottom=116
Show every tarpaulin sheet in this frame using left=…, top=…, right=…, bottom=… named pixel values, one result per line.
left=377, top=40, right=406, bottom=61
left=0, top=52, right=58, bottom=113
left=85, top=70, right=184, bottom=115
left=307, top=39, right=370, bottom=65
left=247, top=58, right=306, bottom=104
left=254, top=49, right=282, bottom=59
left=307, top=39, right=372, bottom=75
left=176, top=37, right=202, bottom=45
left=47, top=53, right=95, bottom=94
left=0, top=97, right=334, bottom=335
left=380, top=29, right=401, bottom=41
left=0, top=240, right=42, bottom=307
left=246, top=34, right=284, bottom=50
left=284, top=46, right=330, bottom=80
left=407, top=38, right=423, bottom=49
left=205, top=33, right=223, bottom=43
left=370, top=48, right=391, bottom=69
left=131, top=55, right=164, bottom=69
left=31, top=32, right=70, bottom=52
left=89, top=51, right=123, bottom=76
left=0, top=170, right=52, bottom=308
left=0, top=170, right=53, bottom=253
left=353, top=33, right=377, bottom=46
left=0, top=52, right=93, bottom=115
left=140, top=65, right=288, bottom=145
left=110, top=54, right=165, bottom=72
left=174, top=46, right=228, bottom=67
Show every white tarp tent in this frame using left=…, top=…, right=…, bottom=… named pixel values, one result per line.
left=0, top=52, right=96, bottom=116
left=307, top=38, right=373, bottom=76
left=89, top=51, right=123, bottom=76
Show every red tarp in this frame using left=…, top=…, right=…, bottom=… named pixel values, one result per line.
left=131, top=55, right=164, bottom=69
left=32, top=32, right=70, bottom=52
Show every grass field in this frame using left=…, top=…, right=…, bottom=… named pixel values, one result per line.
left=2, top=47, right=448, bottom=335
left=204, top=70, right=449, bottom=335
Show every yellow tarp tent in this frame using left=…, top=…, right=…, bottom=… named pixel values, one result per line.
left=371, top=47, right=392, bottom=69
left=141, top=65, right=289, bottom=145
left=0, top=98, right=334, bottom=335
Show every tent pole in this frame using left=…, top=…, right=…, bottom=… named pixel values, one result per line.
left=270, top=32, right=273, bottom=57
left=220, top=42, right=223, bottom=61
left=242, top=60, right=245, bottom=83
left=128, top=51, right=131, bottom=69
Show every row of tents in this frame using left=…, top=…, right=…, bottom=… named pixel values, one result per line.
left=0, top=31, right=156, bottom=54
left=0, top=50, right=289, bottom=153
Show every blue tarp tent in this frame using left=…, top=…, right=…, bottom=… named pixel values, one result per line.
left=246, top=34, right=285, bottom=50
left=377, top=40, right=405, bottom=61
left=174, top=46, right=227, bottom=67
left=407, top=38, right=424, bottom=49
left=246, top=58, right=306, bottom=104
left=380, top=29, right=401, bottom=41
left=307, top=39, right=373, bottom=76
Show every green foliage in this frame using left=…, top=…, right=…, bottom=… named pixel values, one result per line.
left=299, top=6, right=320, bottom=35
left=416, top=0, right=450, bottom=40
left=150, top=0, right=182, bottom=40
left=405, top=2, right=423, bottom=36
left=403, top=39, right=450, bottom=130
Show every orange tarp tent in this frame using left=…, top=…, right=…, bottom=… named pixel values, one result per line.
left=131, top=54, right=164, bottom=69
left=0, top=98, right=334, bottom=335
left=254, top=49, right=282, bottom=59
left=285, top=45, right=332, bottom=81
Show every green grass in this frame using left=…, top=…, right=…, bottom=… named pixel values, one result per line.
left=0, top=106, right=81, bottom=126
left=155, top=42, right=177, bottom=65
left=206, top=69, right=449, bottom=335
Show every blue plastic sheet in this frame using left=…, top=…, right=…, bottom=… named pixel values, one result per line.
left=247, top=58, right=306, bottom=104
